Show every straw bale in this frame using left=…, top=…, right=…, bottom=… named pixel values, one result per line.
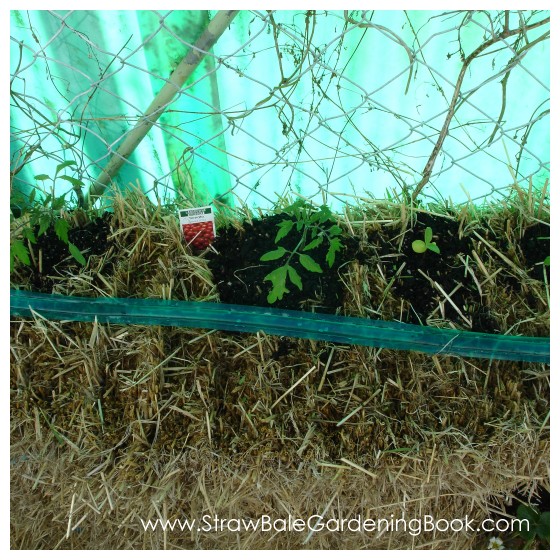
left=10, top=186, right=549, bottom=549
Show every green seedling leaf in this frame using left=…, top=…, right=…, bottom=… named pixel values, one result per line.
left=28, top=188, right=36, bottom=205
left=317, top=204, right=333, bottom=222
left=38, top=214, right=51, bottom=237
left=260, top=246, right=287, bottom=261
left=284, top=200, right=304, bottom=215
left=54, top=218, right=70, bottom=244
left=299, top=253, right=322, bottom=273
left=328, top=224, right=342, bottom=236
left=264, top=266, right=290, bottom=303
left=287, top=265, right=303, bottom=290
left=517, top=504, right=540, bottom=541
left=303, top=237, right=322, bottom=251
left=412, top=239, right=427, bottom=253
left=326, top=237, right=342, bottom=267
left=11, top=239, right=30, bottom=270
left=59, top=175, right=85, bottom=188
left=52, top=194, right=67, bottom=211
left=275, top=220, right=294, bottom=243
left=34, top=174, right=51, bottom=181
left=309, top=210, right=323, bottom=224
left=21, top=227, right=36, bottom=244
left=544, top=256, right=550, bottom=266
left=536, top=512, right=550, bottom=543
left=55, top=160, right=77, bottom=175
left=68, top=243, right=86, bottom=266
left=518, top=504, right=541, bottom=523
left=424, top=227, right=433, bottom=244
left=427, top=242, right=440, bottom=254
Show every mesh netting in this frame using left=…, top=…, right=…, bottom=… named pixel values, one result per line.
left=10, top=10, right=550, bottom=210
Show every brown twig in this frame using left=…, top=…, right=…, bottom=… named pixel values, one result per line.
left=411, top=13, right=550, bottom=203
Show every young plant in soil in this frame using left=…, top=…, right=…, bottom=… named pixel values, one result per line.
left=411, top=226, right=440, bottom=255
left=10, top=168, right=87, bottom=272
left=514, top=503, right=550, bottom=549
left=259, top=200, right=343, bottom=303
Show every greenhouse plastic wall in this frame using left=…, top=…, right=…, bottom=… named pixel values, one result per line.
left=10, top=10, right=550, bottom=209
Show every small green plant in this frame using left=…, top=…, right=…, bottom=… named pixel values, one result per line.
left=515, top=503, right=550, bottom=549
left=411, top=226, right=440, bottom=254
left=259, top=200, right=343, bottom=304
left=10, top=161, right=87, bottom=271
left=543, top=256, right=550, bottom=266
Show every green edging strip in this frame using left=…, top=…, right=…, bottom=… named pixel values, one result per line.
left=10, top=290, right=549, bottom=363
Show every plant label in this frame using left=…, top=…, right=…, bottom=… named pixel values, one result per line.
left=179, top=206, right=215, bottom=250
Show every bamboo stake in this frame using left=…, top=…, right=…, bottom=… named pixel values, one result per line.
left=88, top=10, right=239, bottom=205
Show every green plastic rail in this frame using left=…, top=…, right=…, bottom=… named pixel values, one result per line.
left=10, top=290, right=549, bottom=363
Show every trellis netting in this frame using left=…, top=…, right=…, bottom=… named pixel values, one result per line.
left=10, top=9, right=550, bottom=211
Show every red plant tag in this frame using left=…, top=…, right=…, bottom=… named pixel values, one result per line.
left=178, top=206, right=215, bottom=250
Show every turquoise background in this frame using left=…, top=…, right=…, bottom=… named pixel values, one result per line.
left=10, top=10, right=550, bottom=211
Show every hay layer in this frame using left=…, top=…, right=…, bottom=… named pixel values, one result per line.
left=10, top=187, right=550, bottom=549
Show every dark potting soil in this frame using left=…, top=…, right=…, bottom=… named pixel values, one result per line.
left=14, top=207, right=548, bottom=336
left=207, top=211, right=548, bottom=335
left=373, top=214, right=508, bottom=333
left=519, top=222, right=550, bottom=280
left=24, top=212, right=113, bottom=292
left=207, top=212, right=359, bottom=314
